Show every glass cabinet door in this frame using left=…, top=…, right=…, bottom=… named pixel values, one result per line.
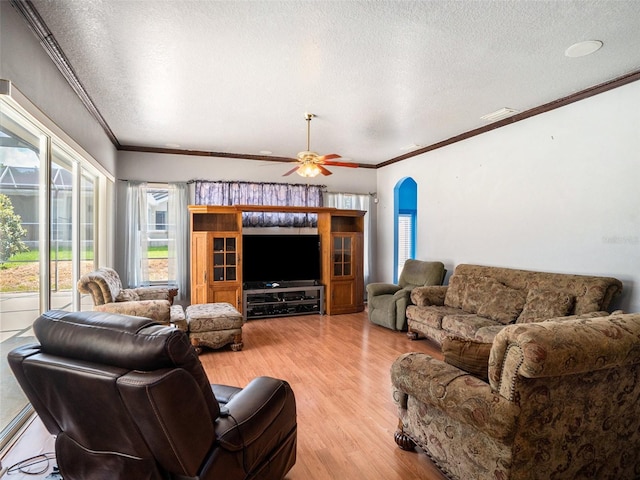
left=212, top=236, right=237, bottom=282
left=332, top=235, right=352, bottom=277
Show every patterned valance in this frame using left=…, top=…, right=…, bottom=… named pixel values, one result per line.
left=194, top=181, right=325, bottom=227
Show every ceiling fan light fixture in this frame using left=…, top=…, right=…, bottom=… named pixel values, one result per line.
left=282, top=112, right=353, bottom=176
left=296, top=163, right=321, bottom=178
left=297, top=162, right=322, bottom=178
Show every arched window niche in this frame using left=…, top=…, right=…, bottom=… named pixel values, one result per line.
left=393, top=177, right=417, bottom=283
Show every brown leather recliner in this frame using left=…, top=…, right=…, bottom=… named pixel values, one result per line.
left=8, top=310, right=297, bottom=480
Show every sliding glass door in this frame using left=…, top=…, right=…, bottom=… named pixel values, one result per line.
left=51, top=145, right=74, bottom=310
left=0, top=101, right=45, bottom=445
left=0, top=94, right=109, bottom=449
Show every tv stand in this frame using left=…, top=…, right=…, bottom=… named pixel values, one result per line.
left=243, top=284, right=324, bottom=320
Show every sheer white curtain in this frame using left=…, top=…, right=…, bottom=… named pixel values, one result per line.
left=167, top=182, right=189, bottom=300
left=124, top=181, right=149, bottom=287
left=324, top=192, right=372, bottom=286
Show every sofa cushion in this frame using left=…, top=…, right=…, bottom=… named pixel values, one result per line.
left=442, top=314, right=499, bottom=339
left=477, top=282, right=527, bottom=324
left=116, top=289, right=141, bottom=302
left=453, top=263, right=622, bottom=316
left=445, top=275, right=522, bottom=318
left=474, top=325, right=508, bottom=344
left=517, top=289, right=575, bottom=323
left=445, top=274, right=493, bottom=310
left=443, top=274, right=469, bottom=310
left=460, top=276, right=501, bottom=314
left=442, top=336, right=491, bottom=381
left=406, top=305, right=465, bottom=329
left=94, top=299, right=171, bottom=324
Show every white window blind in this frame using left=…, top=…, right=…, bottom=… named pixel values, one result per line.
left=397, top=213, right=413, bottom=279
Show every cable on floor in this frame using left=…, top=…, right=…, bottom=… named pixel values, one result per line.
left=5, top=452, right=56, bottom=476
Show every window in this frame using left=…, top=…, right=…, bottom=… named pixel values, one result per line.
left=148, top=186, right=169, bottom=282
left=155, top=211, right=167, bottom=231
left=393, top=178, right=417, bottom=283
left=0, top=84, right=112, bottom=449
left=125, top=182, right=188, bottom=296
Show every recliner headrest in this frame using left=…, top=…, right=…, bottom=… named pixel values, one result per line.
left=34, top=310, right=193, bottom=371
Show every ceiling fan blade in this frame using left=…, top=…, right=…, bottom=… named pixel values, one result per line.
left=322, top=160, right=359, bottom=168
left=318, top=165, right=333, bottom=176
left=283, top=166, right=300, bottom=176
left=317, top=153, right=341, bottom=162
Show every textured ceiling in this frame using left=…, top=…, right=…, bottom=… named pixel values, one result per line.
left=26, top=0, right=640, bottom=166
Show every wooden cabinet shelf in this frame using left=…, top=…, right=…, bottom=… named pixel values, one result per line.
left=192, top=212, right=240, bottom=232
left=330, top=215, right=363, bottom=232
left=189, top=205, right=364, bottom=315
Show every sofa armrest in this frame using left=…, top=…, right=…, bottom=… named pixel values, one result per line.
left=391, top=352, right=519, bottom=443
left=489, top=314, right=640, bottom=397
left=77, top=277, right=109, bottom=305
left=215, top=376, right=296, bottom=451
left=366, top=283, right=402, bottom=297
left=410, top=285, right=447, bottom=306
left=392, top=287, right=412, bottom=301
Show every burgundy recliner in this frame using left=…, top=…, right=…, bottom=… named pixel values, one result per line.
left=8, top=310, right=297, bottom=480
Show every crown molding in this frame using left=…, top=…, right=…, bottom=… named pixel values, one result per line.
left=378, top=69, right=640, bottom=168
left=10, top=0, right=120, bottom=147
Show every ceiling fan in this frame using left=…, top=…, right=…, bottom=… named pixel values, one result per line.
left=283, top=113, right=358, bottom=177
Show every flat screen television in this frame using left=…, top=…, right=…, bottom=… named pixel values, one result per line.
left=242, top=234, right=321, bottom=285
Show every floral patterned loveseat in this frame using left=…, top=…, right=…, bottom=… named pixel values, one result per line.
left=391, top=312, right=640, bottom=480
left=77, top=267, right=181, bottom=326
left=406, top=264, right=623, bottom=345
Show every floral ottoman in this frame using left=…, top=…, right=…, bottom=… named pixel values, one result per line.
left=185, top=303, right=245, bottom=353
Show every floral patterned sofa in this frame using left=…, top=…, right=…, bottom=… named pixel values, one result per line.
left=406, top=264, right=623, bottom=345
left=391, top=312, right=640, bottom=480
left=77, top=267, right=181, bottom=326
left=77, top=268, right=246, bottom=351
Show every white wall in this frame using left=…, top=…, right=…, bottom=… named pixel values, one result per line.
left=115, top=151, right=377, bottom=276
left=376, top=80, right=640, bottom=313
left=0, top=2, right=117, bottom=175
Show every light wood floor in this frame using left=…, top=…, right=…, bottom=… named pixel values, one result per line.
left=1, top=311, right=448, bottom=480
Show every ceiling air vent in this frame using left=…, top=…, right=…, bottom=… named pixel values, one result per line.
left=480, top=107, right=519, bottom=122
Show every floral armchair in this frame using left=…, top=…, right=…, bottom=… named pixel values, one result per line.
left=391, top=312, right=640, bottom=479
left=77, top=267, right=178, bottom=324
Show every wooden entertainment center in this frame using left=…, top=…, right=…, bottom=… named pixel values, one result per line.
left=188, top=205, right=365, bottom=316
